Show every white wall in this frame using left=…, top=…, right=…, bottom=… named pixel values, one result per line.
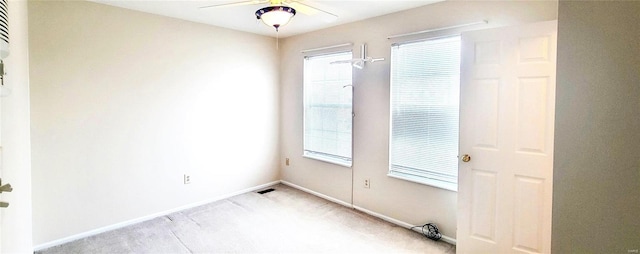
left=552, top=1, right=640, bottom=252
left=279, top=1, right=558, bottom=239
left=29, top=1, right=280, bottom=246
left=1, top=0, right=33, bottom=252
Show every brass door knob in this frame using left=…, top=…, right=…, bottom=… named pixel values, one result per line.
left=461, top=154, right=471, bottom=162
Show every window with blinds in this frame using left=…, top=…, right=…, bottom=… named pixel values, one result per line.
left=303, top=51, right=353, bottom=167
left=389, top=36, right=461, bottom=191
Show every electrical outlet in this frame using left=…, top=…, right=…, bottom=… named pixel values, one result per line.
left=183, top=174, right=191, bottom=184
left=286, top=158, right=290, bottom=166
left=364, top=179, right=370, bottom=189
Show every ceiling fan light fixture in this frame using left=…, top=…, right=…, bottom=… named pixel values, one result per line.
left=255, top=6, right=296, bottom=31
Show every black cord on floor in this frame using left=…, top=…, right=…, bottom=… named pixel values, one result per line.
left=411, top=223, right=442, bottom=241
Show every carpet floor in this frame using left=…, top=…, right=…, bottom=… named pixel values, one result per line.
left=37, top=184, right=456, bottom=253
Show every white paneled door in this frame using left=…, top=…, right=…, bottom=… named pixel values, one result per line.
left=457, top=20, right=557, bottom=253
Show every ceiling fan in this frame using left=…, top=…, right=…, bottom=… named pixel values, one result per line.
left=330, top=44, right=385, bottom=69
left=199, top=0, right=338, bottom=31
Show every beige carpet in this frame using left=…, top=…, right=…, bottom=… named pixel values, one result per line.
left=37, top=184, right=456, bottom=253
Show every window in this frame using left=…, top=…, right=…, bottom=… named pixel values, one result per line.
left=389, top=36, right=461, bottom=191
left=303, top=51, right=353, bottom=167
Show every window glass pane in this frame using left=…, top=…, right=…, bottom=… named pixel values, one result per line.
left=304, top=52, right=353, bottom=166
left=389, top=36, right=461, bottom=190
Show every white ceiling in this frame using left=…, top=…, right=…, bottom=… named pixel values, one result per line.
left=91, top=0, right=443, bottom=38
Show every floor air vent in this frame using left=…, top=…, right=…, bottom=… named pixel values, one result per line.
left=257, top=188, right=275, bottom=194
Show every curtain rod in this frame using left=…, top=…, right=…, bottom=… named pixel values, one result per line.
left=301, top=43, right=353, bottom=54
left=387, top=20, right=488, bottom=40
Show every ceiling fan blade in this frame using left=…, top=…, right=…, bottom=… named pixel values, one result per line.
left=330, top=59, right=359, bottom=64
left=199, top=0, right=267, bottom=9
left=330, top=60, right=353, bottom=65
left=287, top=1, right=338, bottom=22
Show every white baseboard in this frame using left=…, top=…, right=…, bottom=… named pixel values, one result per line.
left=353, top=205, right=457, bottom=246
left=281, top=180, right=457, bottom=246
left=280, top=180, right=354, bottom=208
left=33, top=180, right=281, bottom=251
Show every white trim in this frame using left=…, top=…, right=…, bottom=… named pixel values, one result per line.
left=33, top=180, right=281, bottom=251
left=282, top=180, right=456, bottom=246
left=353, top=205, right=457, bottom=246
left=387, top=173, right=458, bottom=192
left=302, top=154, right=352, bottom=168
left=280, top=180, right=353, bottom=208
left=387, top=20, right=488, bottom=39
left=301, top=43, right=353, bottom=54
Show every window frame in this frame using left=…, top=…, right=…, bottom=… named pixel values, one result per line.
left=302, top=50, right=354, bottom=168
left=387, top=35, right=462, bottom=192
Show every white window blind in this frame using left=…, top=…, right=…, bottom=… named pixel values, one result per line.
left=389, top=36, right=461, bottom=191
left=303, top=52, right=353, bottom=167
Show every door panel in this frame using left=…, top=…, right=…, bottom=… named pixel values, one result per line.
left=516, top=77, right=549, bottom=154
left=470, top=169, right=497, bottom=243
left=512, top=176, right=545, bottom=253
left=458, top=20, right=557, bottom=254
left=473, top=79, right=500, bottom=149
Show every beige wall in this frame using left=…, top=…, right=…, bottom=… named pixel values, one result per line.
left=1, top=0, right=33, bottom=252
left=279, top=1, right=558, bottom=239
left=28, top=1, right=280, bottom=245
left=553, top=1, right=640, bottom=252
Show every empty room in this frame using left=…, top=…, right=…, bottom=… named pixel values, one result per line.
left=0, top=0, right=638, bottom=253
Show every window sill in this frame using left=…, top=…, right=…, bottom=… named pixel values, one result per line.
left=387, top=172, right=457, bottom=192
left=303, top=153, right=352, bottom=168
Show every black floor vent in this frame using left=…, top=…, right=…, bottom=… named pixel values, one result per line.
left=257, top=188, right=275, bottom=194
